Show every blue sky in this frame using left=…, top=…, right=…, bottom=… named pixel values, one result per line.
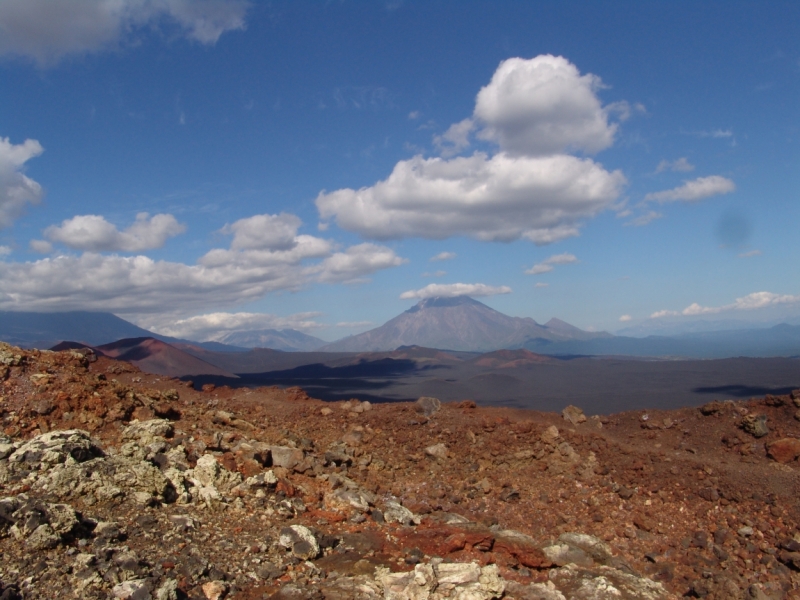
left=0, top=1, right=799, bottom=342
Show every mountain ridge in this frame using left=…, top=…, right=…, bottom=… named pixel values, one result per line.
left=320, top=295, right=609, bottom=352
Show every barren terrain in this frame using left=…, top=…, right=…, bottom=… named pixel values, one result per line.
left=1, top=342, right=800, bottom=599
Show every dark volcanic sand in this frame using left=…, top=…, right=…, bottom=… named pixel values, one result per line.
left=186, top=354, right=800, bottom=415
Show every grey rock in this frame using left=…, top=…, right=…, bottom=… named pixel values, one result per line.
left=558, top=533, right=613, bottom=565
left=112, top=578, right=152, bottom=599
left=424, top=443, right=448, bottom=460
left=279, top=524, right=319, bottom=560
left=382, top=501, right=420, bottom=526
left=548, top=564, right=673, bottom=599
left=269, top=446, right=304, bottom=470
left=416, top=396, right=441, bottom=417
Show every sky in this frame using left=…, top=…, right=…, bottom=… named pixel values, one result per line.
left=1, top=0, right=799, bottom=342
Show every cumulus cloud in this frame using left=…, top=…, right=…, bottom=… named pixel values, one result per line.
left=44, top=212, right=185, bottom=252
left=650, top=310, right=679, bottom=319
left=525, top=252, right=578, bottom=275
left=433, top=118, right=474, bottom=157
left=316, top=243, right=407, bottom=284
left=430, top=251, right=456, bottom=262
left=221, top=213, right=301, bottom=251
left=644, top=176, right=735, bottom=203
left=317, top=55, right=627, bottom=245
left=655, top=157, right=694, bottom=173
left=651, top=291, right=800, bottom=319
left=400, top=283, right=512, bottom=300
left=0, top=213, right=405, bottom=315
left=29, top=239, right=53, bottom=253
left=0, top=0, right=249, bottom=66
left=317, top=152, right=625, bottom=243
left=619, top=314, right=632, bottom=322
left=153, top=311, right=323, bottom=341
left=0, top=137, right=44, bottom=229
left=474, top=55, right=620, bottom=156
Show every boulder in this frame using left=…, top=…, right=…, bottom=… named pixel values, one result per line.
left=767, top=438, right=800, bottom=463
left=416, top=396, right=442, bottom=417
left=741, top=414, right=769, bottom=438
left=562, top=405, right=587, bottom=425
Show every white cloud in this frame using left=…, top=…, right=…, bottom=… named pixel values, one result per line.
left=400, top=283, right=512, bottom=300
left=525, top=252, right=578, bottom=275
left=652, top=291, right=800, bottom=319
left=422, top=270, right=447, bottom=278
left=650, top=309, right=679, bottom=319
left=221, top=213, right=301, bottom=251
left=534, top=282, right=548, bottom=288
left=526, top=264, right=553, bottom=275
left=433, top=118, right=474, bottom=158
left=0, top=213, right=405, bottom=316
left=738, top=249, right=762, bottom=258
left=0, top=137, right=44, bottom=229
left=317, top=55, right=627, bottom=245
left=44, top=213, right=185, bottom=252
left=408, top=111, right=420, bottom=120
left=0, top=0, right=249, bottom=66
left=683, top=292, right=800, bottom=315
left=0, top=246, right=11, bottom=257
left=619, top=314, right=632, bottom=322
left=317, top=152, right=625, bottom=243
left=624, top=210, right=663, bottom=227
left=316, top=243, right=407, bottom=284
left=29, top=239, right=53, bottom=253
left=429, top=251, right=456, bottom=262
left=644, top=176, right=735, bottom=203
left=153, top=311, right=323, bottom=341
left=655, top=157, right=694, bottom=173
left=473, top=55, right=620, bottom=157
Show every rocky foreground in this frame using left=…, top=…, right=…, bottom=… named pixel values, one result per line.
left=0, top=343, right=799, bottom=599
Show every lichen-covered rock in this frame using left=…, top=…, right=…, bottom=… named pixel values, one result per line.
left=548, top=564, right=675, bottom=600
left=379, top=562, right=504, bottom=600
left=122, top=419, right=174, bottom=446
left=741, top=414, right=769, bottom=438
left=185, top=453, right=242, bottom=507
left=1, top=430, right=101, bottom=483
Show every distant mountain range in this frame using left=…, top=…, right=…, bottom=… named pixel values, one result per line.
left=3, top=300, right=800, bottom=358
left=216, top=328, right=325, bottom=351
left=0, top=311, right=309, bottom=352
left=320, top=296, right=610, bottom=352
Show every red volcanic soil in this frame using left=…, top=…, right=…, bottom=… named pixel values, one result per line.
left=96, top=337, right=237, bottom=378
left=1, top=342, right=799, bottom=599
